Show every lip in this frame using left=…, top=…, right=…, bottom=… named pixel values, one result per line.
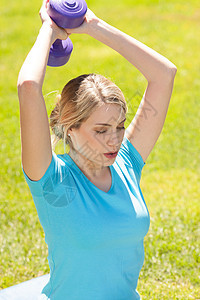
left=103, top=151, right=118, bottom=159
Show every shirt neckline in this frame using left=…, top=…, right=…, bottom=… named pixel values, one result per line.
left=63, top=154, right=115, bottom=194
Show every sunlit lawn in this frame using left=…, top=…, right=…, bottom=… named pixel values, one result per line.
left=0, top=0, right=199, bottom=298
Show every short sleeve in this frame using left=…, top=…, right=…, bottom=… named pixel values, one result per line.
left=117, top=135, right=146, bottom=183
left=22, top=151, right=77, bottom=209
left=22, top=151, right=59, bottom=197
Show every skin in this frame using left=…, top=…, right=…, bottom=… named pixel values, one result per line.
left=68, top=103, right=126, bottom=182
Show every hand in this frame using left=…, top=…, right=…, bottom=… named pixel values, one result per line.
left=39, top=0, right=70, bottom=41
left=65, top=8, right=100, bottom=35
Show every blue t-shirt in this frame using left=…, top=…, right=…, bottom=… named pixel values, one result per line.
left=23, top=135, right=150, bottom=300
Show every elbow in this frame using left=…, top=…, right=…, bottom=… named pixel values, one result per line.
left=17, top=79, right=38, bottom=92
left=169, top=64, right=177, bottom=78
left=150, top=63, right=177, bottom=85
left=155, top=64, right=177, bottom=85
left=17, top=80, right=41, bottom=101
left=165, top=63, right=177, bottom=83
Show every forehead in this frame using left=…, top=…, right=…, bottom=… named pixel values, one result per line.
left=85, top=103, right=125, bottom=125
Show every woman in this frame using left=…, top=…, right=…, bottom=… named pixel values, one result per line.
left=17, top=0, right=177, bottom=299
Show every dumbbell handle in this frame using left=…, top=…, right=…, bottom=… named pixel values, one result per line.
left=47, top=0, right=87, bottom=67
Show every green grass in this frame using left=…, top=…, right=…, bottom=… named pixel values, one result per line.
left=0, top=0, right=199, bottom=298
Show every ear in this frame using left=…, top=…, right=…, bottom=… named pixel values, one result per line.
left=67, top=127, right=75, bottom=137
left=68, top=128, right=72, bottom=135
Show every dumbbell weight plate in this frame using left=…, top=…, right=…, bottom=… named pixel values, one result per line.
left=47, top=38, right=73, bottom=67
left=47, top=0, right=88, bottom=28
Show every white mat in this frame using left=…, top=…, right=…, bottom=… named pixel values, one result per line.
left=0, top=274, right=50, bottom=300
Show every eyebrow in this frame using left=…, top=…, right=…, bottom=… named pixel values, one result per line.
left=95, top=118, right=126, bottom=126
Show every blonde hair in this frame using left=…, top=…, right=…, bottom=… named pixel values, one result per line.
left=50, top=73, right=127, bottom=151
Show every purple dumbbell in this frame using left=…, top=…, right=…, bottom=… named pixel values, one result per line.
left=47, top=0, right=87, bottom=67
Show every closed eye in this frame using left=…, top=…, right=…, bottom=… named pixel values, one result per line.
left=95, top=130, right=107, bottom=134
left=95, top=127, right=125, bottom=135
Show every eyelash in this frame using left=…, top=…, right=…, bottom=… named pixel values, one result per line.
left=95, top=127, right=125, bottom=134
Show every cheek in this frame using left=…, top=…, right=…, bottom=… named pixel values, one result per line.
left=75, top=131, right=106, bottom=159
left=77, top=129, right=99, bottom=148
left=85, top=132, right=108, bottom=152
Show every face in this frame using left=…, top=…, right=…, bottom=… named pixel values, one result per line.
left=68, top=103, right=126, bottom=168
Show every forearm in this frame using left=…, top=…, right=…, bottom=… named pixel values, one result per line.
left=87, top=19, right=176, bottom=82
left=17, top=24, right=55, bottom=90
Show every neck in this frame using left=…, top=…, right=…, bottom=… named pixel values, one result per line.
left=68, top=149, right=108, bottom=180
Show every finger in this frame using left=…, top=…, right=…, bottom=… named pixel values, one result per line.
left=40, top=0, right=48, bottom=12
left=65, top=31, right=71, bottom=37
left=39, top=0, right=46, bottom=14
left=39, top=0, right=51, bottom=22
left=45, top=0, right=50, bottom=9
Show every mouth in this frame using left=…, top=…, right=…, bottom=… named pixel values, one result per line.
left=103, top=151, right=118, bottom=159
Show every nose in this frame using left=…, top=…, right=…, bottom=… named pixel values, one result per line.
left=106, top=130, right=122, bottom=150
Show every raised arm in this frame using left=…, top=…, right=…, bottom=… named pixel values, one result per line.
left=67, top=10, right=177, bottom=162
left=17, top=1, right=69, bottom=181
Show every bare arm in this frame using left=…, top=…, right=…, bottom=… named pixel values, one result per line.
left=17, top=1, right=69, bottom=180
left=68, top=12, right=177, bottom=162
